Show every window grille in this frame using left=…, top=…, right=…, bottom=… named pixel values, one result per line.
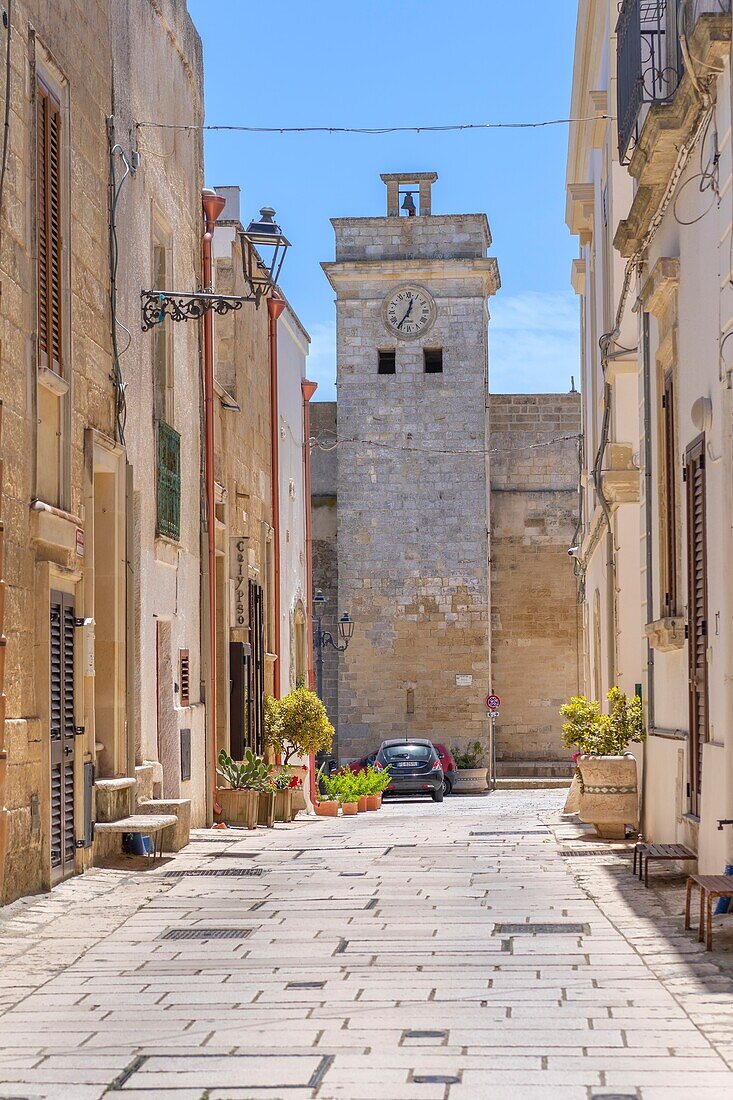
left=156, top=421, right=181, bottom=541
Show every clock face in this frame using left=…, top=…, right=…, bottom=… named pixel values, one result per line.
left=383, top=286, right=435, bottom=340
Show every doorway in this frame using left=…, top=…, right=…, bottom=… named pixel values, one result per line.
left=685, top=435, right=708, bottom=817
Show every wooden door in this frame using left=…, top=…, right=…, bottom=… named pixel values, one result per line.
left=248, top=581, right=265, bottom=755
left=685, top=436, right=708, bottom=817
left=50, top=591, right=76, bottom=880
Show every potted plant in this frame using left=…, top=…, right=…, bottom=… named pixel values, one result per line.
left=216, top=748, right=271, bottom=830
left=451, top=741, right=488, bottom=793
left=272, top=768, right=295, bottom=823
left=560, top=687, right=646, bottom=839
left=363, top=764, right=391, bottom=809
left=265, top=688, right=335, bottom=812
left=329, top=769, right=360, bottom=816
left=351, top=769, right=370, bottom=812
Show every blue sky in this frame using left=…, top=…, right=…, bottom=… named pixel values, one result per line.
left=186, top=1, right=579, bottom=400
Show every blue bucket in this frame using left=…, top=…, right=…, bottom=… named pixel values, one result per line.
left=123, top=832, right=151, bottom=856
left=714, top=865, right=733, bottom=915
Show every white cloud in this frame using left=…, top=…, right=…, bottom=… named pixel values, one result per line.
left=306, top=320, right=337, bottom=401
left=489, top=291, right=580, bottom=394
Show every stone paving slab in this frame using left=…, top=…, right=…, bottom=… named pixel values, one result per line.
left=0, top=791, right=732, bottom=1098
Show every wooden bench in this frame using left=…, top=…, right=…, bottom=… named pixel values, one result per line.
left=685, top=875, right=733, bottom=951
left=93, top=814, right=177, bottom=863
left=633, top=842, right=697, bottom=887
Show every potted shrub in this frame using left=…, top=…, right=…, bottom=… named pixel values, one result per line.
left=330, top=769, right=359, bottom=816
left=561, top=687, right=646, bottom=839
left=363, top=764, right=391, bottom=809
left=351, top=769, right=370, bottom=812
left=265, top=688, right=335, bottom=813
left=216, top=749, right=270, bottom=830
left=272, top=768, right=295, bottom=823
left=451, top=741, right=488, bottom=793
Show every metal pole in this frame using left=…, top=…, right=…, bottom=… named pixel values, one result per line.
left=315, top=614, right=323, bottom=699
left=490, top=716, right=497, bottom=792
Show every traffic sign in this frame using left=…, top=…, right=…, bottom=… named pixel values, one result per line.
left=486, top=694, right=501, bottom=710
left=486, top=711, right=500, bottom=720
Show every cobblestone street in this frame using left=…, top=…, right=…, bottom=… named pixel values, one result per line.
left=1, top=791, right=733, bottom=1098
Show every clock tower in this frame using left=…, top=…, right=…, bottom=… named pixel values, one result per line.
left=321, top=172, right=501, bottom=761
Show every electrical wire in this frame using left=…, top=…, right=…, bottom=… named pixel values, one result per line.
left=108, top=134, right=133, bottom=445
left=135, top=115, right=613, bottom=136
left=309, top=432, right=580, bottom=457
left=0, top=1, right=12, bottom=239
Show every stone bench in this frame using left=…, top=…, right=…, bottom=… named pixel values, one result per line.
left=94, top=814, right=178, bottom=861
left=137, top=799, right=191, bottom=852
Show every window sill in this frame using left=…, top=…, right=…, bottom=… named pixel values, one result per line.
left=645, top=616, right=685, bottom=652
left=155, top=536, right=180, bottom=566
left=38, top=366, right=69, bottom=397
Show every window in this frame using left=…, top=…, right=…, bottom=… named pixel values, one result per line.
left=152, top=229, right=172, bottom=421
left=156, top=421, right=181, bottom=540
left=37, top=79, right=63, bottom=375
left=378, top=350, right=396, bottom=375
left=179, top=649, right=190, bottom=707
left=424, top=348, right=443, bottom=374
left=662, top=371, right=677, bottom=614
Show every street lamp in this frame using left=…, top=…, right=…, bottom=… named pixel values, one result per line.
left=239, top=208, right=290, bottom=308
left=312, top=591, right=353, bottom=773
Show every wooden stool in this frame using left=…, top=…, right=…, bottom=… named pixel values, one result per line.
left=633, top=842, right=697, bottom=887
left=685, top=875, right=733, bottom=950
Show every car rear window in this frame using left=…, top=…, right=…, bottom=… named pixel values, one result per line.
left=383, top=744, right=432, bottom=761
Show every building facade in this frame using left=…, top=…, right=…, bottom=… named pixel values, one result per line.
left=314, top=173, right=581, bottom=771
left=567, top=0, right=733, bottom=870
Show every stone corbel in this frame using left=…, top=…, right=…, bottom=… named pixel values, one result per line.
left=640, top=258, right=680, bottom=320
left=600, top=443, right=641, bottom=504
left=645, top=616, right=686, bottom=652
left=567, top=183, right=595, bottom=244
left=571, top=258, right=586, bottom=296
left=589, top=90, right=608, bottom=149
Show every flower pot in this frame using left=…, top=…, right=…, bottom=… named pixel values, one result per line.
left=315, top=800, right=338, bottom=817
left=274, top=788, right=294, bottom=823
left=452, top=768, right=488, bottom=793
left=576, top=754, right=639, bottom=839
left=271, top=764, right=308, bottom=813
left=341, top=801, right=358, bottom=816
left=258, top=791, right=276, bottom=828
left=375, top=793, right=382, bottom=809
left=365, top=795, right=379, bottom=811
left=216, top=788, right=258, bottom=830
left=357, top=796, right=369, bottom=813
left=563, top=772, right=582, bottom=814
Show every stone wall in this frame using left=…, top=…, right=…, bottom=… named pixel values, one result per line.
left=310, top=403, right=339, bottom=741
left=489, top=393, right=581, bottom=762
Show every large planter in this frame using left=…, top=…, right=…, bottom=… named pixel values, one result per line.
left=258, top=791, right=276, bottom=828
left=315, top=800, right=338, bottom=817
left=274, top=788, right=294, bottom=823
left=563, top=772, right=582, bottom=814
left=271, top=764, right=308, bottom=813
left=576, top=754, right=639, bottom=839
left=452, top=768, right=488, bottom=794
left=216, top=788, right=258, bottom=830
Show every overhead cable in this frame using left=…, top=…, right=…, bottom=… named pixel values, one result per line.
left=135, top=115, right=613, bottom=136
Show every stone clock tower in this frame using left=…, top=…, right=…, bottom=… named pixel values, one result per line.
left=321, top=173, right=501, bottom=761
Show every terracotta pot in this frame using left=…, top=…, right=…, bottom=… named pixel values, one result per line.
left=452, top=768, right=488, bottom=793
left=258, top=791, right=276, bottom=828
left=365, top=795, right=379, bottom=811
left=357, top=796, right=369, bottom=813
left=376, top=793, right=382, bottom=809
left=315, top=800, right=338, bottom=817
left=341, top=801, right=358, bottom=816
left=274, top=788, right=294, bottom=823
left=576, top=754, right=639, bottom=838
left=216, top=788, right=258, bottom=830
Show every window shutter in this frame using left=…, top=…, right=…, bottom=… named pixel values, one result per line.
left=37, top=81, right=63, bottom=375
left=179, top=649, right=190, bottom=708
left=662, top=372, right=677, bottom=615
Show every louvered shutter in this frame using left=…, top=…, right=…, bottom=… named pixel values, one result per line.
left=662, top=372, right=677, bottom=614
left=50, top=595, right=63, bottom=869
left=50, top=591, right=76, bottom=876
left=37, top=81, right=63, bottom=376
left=685, top=437, right=708, bottom=817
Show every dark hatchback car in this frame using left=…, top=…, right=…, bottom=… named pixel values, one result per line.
left=375, top=738, right=444, bottom=802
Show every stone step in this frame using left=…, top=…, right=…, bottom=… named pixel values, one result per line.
left=137, top=798, right=191, bottom=852
left=94, top=777, right=135, bottom=823
left=496, top=759, right=575, bottom=778
left=134, top=762, right=157, bottom=802
left=494, top=777, right=572, bottom=790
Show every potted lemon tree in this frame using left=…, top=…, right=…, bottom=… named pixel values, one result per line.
left=265, top=687, right=335, bottom=812
left=561, top=687, right=646, bottom=839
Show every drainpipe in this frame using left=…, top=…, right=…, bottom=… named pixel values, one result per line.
left=201, top=188, right=226, bottom=818
left=592, top=381, right=617, bottom=693
left=268, top=296, right=287, bottom=700
left=301, top=379, right=318, bottom=807
left=641, top=312, right=655, bottom=835
left=0, top=401, right=7, bottom=900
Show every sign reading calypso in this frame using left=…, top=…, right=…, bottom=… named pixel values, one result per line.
left=230, top=537, right=248, bottom=628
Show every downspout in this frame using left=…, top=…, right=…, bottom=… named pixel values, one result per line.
left=268, top=295, right=287, bottom=699
left=640, top=310, right=654, bottom=831
left=201, top=188, right=226, bottom=818
left=0, top=402, right=7, bottom=900
left=592, top=380, right=616, bottom=692
left=301, top=378, right=318, bottom=808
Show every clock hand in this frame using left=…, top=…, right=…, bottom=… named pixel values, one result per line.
left=397, top=299, right=414, bottom=328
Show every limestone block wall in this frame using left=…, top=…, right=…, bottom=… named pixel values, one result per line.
left=489, top=394, right=581, bottom=762
left=310, top=403, right=339, bottom=739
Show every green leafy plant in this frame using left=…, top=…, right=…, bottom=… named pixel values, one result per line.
left=271, top=767, right=294, bottom=792
left=452, top=741, right=485, bottom=770
left=265, top=687, right=335, bottom=763
left=217, top=748, right=272, bottom=792
left=560, top=688, right=645, bottom=756
left=320, top=768, right=359, bottom=805
left=366, top=764, right=392, bottom=794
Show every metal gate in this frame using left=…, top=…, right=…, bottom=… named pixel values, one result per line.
left=248, top=580, right=265, bottom=755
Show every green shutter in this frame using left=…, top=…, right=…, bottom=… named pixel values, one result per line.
left=156, top=421, right=181, bottom=541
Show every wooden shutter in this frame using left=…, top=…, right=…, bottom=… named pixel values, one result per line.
left=685, top=436, right=708, bottom=817
left=662, top=372, right=677, bottom=614
left=50, top=591, right=76, bottom=877
left=179, top=649, right=190, bottom=708
left=37, top=80, right=63, bottom=376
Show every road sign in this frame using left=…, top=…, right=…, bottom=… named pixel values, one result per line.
left=486, top=711, right=500, bottom=720
left=486, top=694, right=501, bottom=710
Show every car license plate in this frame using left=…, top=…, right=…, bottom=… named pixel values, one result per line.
left=395, top=761, right=413, bottom=768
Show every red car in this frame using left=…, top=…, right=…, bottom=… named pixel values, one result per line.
left=348, top=742, right=457, bottom=796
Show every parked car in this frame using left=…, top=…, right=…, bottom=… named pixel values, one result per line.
left=349, top=742, right=457, bottom=796
left=374, top=738, right=444, bottom=802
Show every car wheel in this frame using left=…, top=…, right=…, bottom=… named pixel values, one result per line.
left=442, top=777, right=452, bottom=797
left=432, top=788, right=444, bottom=803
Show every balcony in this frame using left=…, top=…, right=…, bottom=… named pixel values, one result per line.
left=617, top=0, right=731, bottom=164
left=156, top=421, right=181, bottom=542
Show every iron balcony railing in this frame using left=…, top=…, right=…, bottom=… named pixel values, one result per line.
left=156, top=420, right=181, bottom=541
left=616, top=0, right=731, bottom=163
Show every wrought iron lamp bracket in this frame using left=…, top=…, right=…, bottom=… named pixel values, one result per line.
left=320, top=630, right=349, bottom=654
left=141, top=288, right=264, bottom=331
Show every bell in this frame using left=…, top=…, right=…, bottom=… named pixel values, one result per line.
left=401, top=191, right=417, bottom=216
